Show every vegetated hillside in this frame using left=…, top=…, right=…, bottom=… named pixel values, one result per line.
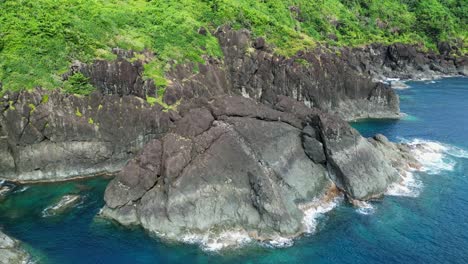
left=0, top=0, right=466, bottom=93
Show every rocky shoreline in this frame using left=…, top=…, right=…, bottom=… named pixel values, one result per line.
left=0, top=27, right=465, bottom=251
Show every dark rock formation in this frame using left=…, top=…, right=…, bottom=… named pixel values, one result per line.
left=68, top=28, right=465, bottom=122
left=339, top=42, right=467, bottom=80
left=0, top=26, right=458, bottom=250
left=165, top=28, right=401, bottom=121
left=0, top=230, right=30, bottom=264
left=66, top=57, right=157, bottom=98
left=0, top=89, right=171, bottom=181
left=101, top=96, right=412, bottom=242
left=314, top=113, right=400, bottom=200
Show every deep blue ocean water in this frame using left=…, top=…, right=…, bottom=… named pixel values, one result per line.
left=0, top=77, right=467, bottom=264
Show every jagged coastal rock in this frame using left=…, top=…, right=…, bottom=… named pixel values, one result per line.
left=72, top=28, right=402, bottom=121
left=0, top=230, right=30, bottom=264
left=0, top=89, right=170, bottom=181
left=0, top=27, right=462, bottom=249
left=69, top=29, right=466, bottom=122
left=101, top=96, right=415, bottom=243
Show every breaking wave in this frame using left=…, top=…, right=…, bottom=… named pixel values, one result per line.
left=181, top=230, right=253, bottom=251
left=300, top=192, right=343, bottom=233
left=354, top=201, right=376, bottom=215
left=386, top=171, right=422, bottom=197
left=179, top=188, right=343, bottom=251
left=403, top=138, right=467, bottom=174
left=387, top=138, right=468, bottom=198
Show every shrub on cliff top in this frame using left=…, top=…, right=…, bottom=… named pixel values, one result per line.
left=63, top=73, right=95, bottom=95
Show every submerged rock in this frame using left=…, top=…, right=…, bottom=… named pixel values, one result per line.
left=102, top=96, right=413, bottom=246
left=42, top=194, right=81, bottom=217
left=0, top=230, right=30, bottom=264
left=0, top=186, right=12, bottom=199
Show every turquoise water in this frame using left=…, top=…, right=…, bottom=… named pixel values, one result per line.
left=1, top=77, right=467, bottom=263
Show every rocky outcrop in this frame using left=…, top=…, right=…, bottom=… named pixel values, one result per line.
left=315, top=114, right=400, bottom=200
left=42, top=194, right=81, bottom=217
left=164, top=28, right=401, bottom=121
left=65, top=49, right=157, bottom=98
left=69, top=28, right=400, bottom=121
left=339, top=42, right=467, bottom=81
left=0, top=230, right=30, bottom=264
left=101, top=96, right=412, bottom=242
left=0, top=89, right=171, bottom=182
left=72, top=28, right=466, bottom=122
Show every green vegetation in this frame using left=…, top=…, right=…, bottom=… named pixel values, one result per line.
left=146, top=95, right=180, bottom=111
left=41, top=94, right=49, bottom=104
left=28, top=103, right=36, bottom=114
left=146, top=96, right=158, bottom=107
left=75, top=108, right=82, bottom=117
left=62, top=73, right=95, bottom=95
left=0, top=0, right=466, bottom=93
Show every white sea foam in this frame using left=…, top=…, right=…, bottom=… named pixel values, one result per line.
left=445, top=145, right=468, bottom=159
left=386, top=171, right=422, bottom=197
left=301, top=194, right=343, bottom=233
left=261, top=236, right=294, bottom=248
left=403, top=138, right=466, bottom=174
left=386, top=138, right=468, bottom=198
left=13, top=186, right=29, bottom=193
left=178, top=190, right=343, bottom=251
left=354, top=201, right=375, bottom=215
left=181, top=230, right=252, bottom=251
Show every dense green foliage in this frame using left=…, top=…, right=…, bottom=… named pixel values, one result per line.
left=0, top=0, right=466, bottom=92
left=62, top=72, right=95, bottom=95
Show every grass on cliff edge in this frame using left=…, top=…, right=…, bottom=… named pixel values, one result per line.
left=0, top=0, right=467, bottom=93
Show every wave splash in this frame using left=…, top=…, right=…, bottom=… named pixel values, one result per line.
left=403, top=138, right=467, bottom=174
left=386, top=138, right=468, bottom=198
left=300, top=189, right=343, bottom=233
left=181, top=230, right=253, bottom=251
left=180, top=187, right=343, bottom=251
left=353, top=201, right=376, bottom=215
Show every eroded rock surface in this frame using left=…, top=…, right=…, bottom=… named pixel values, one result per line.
left=102, top=96, right=413, bottom=242
left=0, top=89, right=171, bottom=181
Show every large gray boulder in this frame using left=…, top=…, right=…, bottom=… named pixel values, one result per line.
left=315, top=113, right=400, bottom=200
left=102, top=96, right=412, bottom=243
left=102, top=96, right=333, bottom=240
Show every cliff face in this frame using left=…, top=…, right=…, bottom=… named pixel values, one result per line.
left=164, top=29, right=400, bottom=121
left=0, top=89, right=171, bottom=181
left=73, top=29, right=466, bottom=122
left=68, top=28, right=400, bottom=121
left=339, top=42, right=467, bottom=81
